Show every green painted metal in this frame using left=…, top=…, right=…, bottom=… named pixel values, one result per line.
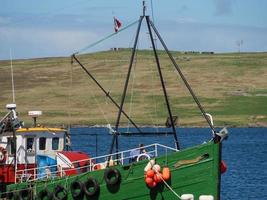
left=7, top=141, right=221, bottom=200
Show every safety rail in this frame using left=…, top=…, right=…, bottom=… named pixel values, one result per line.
left=15, top=143, right=178, bottom=183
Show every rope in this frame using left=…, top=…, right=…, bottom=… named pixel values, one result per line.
left=67, top=58, right=74, bottom=134
left=88, top=78, right=110, bottom=125
left=155, top=170, right=181, bottom=199
left=74, top=19, right=139, bottom=55
left=70, top=60, right=110, bottom=124
left=148, top=60, right=159, bottom=130
left=150, top=0, right=157, bottom=48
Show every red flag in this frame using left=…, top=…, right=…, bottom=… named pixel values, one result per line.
left=114, top=17, right=122, bottom=33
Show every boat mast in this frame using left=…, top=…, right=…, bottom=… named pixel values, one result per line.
left=110, top=1, right=181, bottom=157
left=110, top=15, right=145, bottom=159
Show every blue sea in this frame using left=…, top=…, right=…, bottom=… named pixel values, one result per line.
left=70, top=127, right=267, bottom=199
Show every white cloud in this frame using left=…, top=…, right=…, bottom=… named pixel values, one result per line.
left=0, top=27, right=99, bottom=59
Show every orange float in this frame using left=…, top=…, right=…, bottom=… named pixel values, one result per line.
left=153, top=173, right=163, bottom=183
left=162, top=167, right=171, bottom=181
left=146, top=169, right=155, bottom=178
left=147, top=180, right=157, bottom=188
left=145, top=176, right=153, bottom=184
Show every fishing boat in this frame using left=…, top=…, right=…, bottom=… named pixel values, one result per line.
left=1, top=2, right=228, bottom=200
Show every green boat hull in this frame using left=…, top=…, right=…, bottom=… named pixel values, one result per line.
left=8, top=141, right=221, bottom=200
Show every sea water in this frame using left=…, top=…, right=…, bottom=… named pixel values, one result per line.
left=70, top=127, right=267, bottom=199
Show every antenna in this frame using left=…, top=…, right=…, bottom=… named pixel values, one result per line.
left=143, top=0, right=146, bottom=16
left=28, top=111, right=42, bottom=127
left=10, top=48, right=15, bottom=103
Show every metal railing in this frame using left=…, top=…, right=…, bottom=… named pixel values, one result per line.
left=15, top=143, right=178, bottom=183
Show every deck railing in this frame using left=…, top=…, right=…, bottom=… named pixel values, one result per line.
left=15, top=143, right=178, bottom=183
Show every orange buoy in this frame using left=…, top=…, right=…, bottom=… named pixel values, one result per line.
left=153, top=173, right=163, bottom=183
left=162, top=167, right=171, bottom=181
left=147, top=180, right=157, bottom=188
left=145, top=176, right=153, bottom=185
left=146, top=169, right=155, bottom=178
left=93, top=164, right=102, bottom=171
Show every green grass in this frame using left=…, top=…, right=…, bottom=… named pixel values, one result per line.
left=0, top=51, right=267, bottom=127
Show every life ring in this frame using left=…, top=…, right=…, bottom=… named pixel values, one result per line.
left=137, top=153, right=151, bottom=162
left=83, top=177, right=100, bottom=197
left=70, top=180, right=84, bottom=199
left=0, top=147, right=7, bottom=164
left=38, top=188, right=53, bottom=200
left=18, top=188, right=30, bottom=200
left=53, top=185, right=68, bottom=200
left=104, top=168, right=121, bottom=186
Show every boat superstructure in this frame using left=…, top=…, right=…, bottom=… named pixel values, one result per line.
left=0, top=104, right=89, bottom=194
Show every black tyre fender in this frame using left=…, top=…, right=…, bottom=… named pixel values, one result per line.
left=104, top=168, right=121, bottom=186
left=53, top=185, right=68, bottom=200
left=18, top=188, right=30, bottom=200
left=6, top=190, right=14, bottom=200
left=83, top=177, right=100, bottom=197
left=38, top=188, right=53, bottom=200
left=70, top=180, right=84, bottom=199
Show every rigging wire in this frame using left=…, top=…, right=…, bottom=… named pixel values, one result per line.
left=150, top=0, right=156, bottom=24
left=148, top=19, right=216, bottom=134
left=68, top=59, right=74, bottom=126
left=70, top=59, right=110, bottom=125
left=66, top=59, right=74, bottom=148
left=126, top=42, right=139, bottom=134
left=104, top=59, right=116, bottom=115
left=148, top=61, right=160, bottom=132
left=74, top=19, right=139, bottom=55
left=75, top=61, right=111, bottom=125
left=149, top=0, right=157, bottom=48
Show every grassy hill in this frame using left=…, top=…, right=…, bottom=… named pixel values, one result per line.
left=0, top=50, right=267, bottom=127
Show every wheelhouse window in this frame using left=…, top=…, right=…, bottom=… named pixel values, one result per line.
left=52, top=137, right=59, bottom=150
left=39, top=137, right=46, bottom=150
left=7, top=138, right=16, bottom=155
left=26, top=137, right=35, bottom=152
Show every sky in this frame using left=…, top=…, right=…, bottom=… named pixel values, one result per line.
left=0, top=0, right=267, bottom=60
